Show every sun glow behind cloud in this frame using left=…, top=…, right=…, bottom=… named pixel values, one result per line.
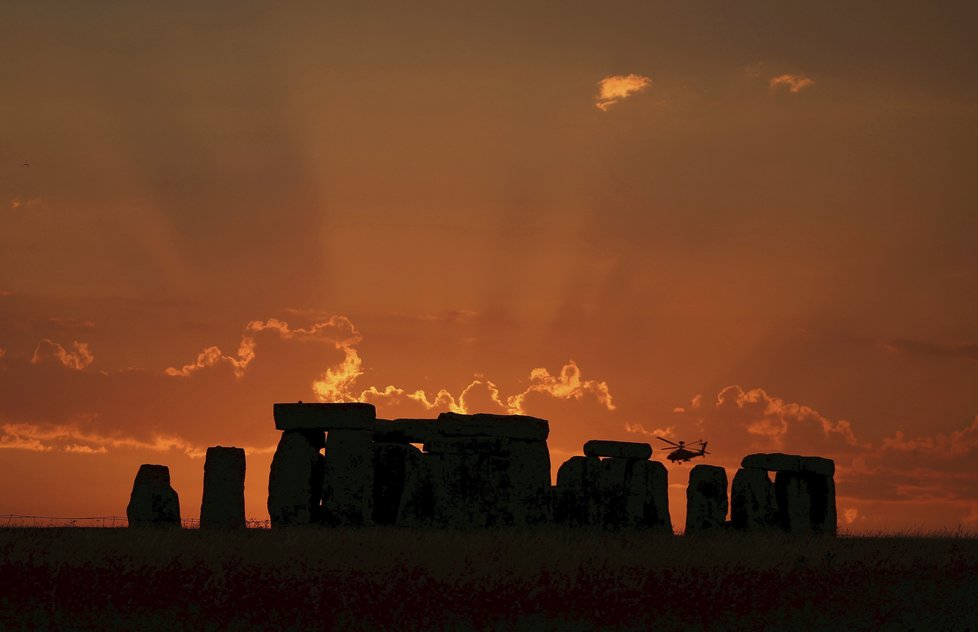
left=769, top=73, right=814, bottom=93
left=595, top=74, right=651, bottom=111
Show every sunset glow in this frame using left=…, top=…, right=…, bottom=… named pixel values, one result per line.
left=1, top=3, right=977, bottom=534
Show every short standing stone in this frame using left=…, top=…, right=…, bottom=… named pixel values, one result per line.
left=127, top=464, right=181, bottom=527
left=583, top=440, right=652, bottom=460
left=730, top=467, right=777, bottom=531
left=267, top=430, right=325, bottom=527
left=554, top=455, right=671, bottom=531
left=323, top=429, right=375, bottom=526
left=554, top=456, right=588, bottom=525
left=685, top=464, right=728, bottom=533
left=274, top=402, right=377, bottom=431
left=200, top=447, right=246, bottom=529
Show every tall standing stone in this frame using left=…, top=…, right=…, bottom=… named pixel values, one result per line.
left=323, top=429, right=375, bottom=526
left=397, top=448, right=436, bottom=527
left=268, top=430, right=325, bottom=527
left=373, top=442, right=421, bottom=526
left=200, top=447, right=246, bottom=529
left=633, top=459, right=672, bottom=532
left=554, top=456, right=589, bottom=526
left=730, top=467, right=777, bottom=531
left=685, top=464, right=728, bottom=533
left=127, top=464, right=181, bottom=527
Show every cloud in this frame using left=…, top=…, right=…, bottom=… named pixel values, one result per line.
left=166, top=315, right=361, bottom=379
left=769, top=73, right=814, bottom=94
left=595, top=74, right=652, bottom=111
left=879, top=338, right=978, bottom=362
left=661, top=384, right=978, bottom=530
left=337, top=360, right=614, bottom=418
left=31, top=339, right=94, bottom=370
left=0, top=421, right=207, bottom=456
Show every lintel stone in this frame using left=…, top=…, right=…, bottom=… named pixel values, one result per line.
left=583, top=440, right=652, bottom=460
left=741, top=453, right=835, bottom=477
left=274, top=402, right=376, bottom=431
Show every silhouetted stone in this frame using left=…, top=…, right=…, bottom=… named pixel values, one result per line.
left=424, top=436, right=511, bottom=455
left=554, top=456, right=589, bottom=525
left=685, top=464, right=728, bottom=533
left=583, top=440, right=652, bottom=460
left=267, top=430, right=325, bottom=527
left=775, top=471, right=811, bottom=534
left=434, top=412, right=549, bottom=441
left=420, top=433, right=551, bottom=529
left=396, top=449, right=435, bottom=527
left=554, top=455, right=671, bottom=531
left=429, top=450, right=487, bottom=528
left=808, top=471, right=837, bottom=535
left=730, top=467, right=777, bottom=531
left=323, top=429, right=374, bottom=526
left=741, top=453, right=835, bottom=477
left=775, top=470, right=837, bottom=535
left=274, top=402, right=376, bottom=431
left=127, top=464, right=181, bottom=528
left=501, top=439, right=551, bottom=525
left=200, top=446, right=246, bottom=529
left=633, top=459, right=672, bottom=532
left=377, top=418, right=438, bottom=443
left=373, top=442, right=420, bottom=526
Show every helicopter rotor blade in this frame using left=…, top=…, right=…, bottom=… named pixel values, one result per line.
left=656, top=437, right=682, bottom=448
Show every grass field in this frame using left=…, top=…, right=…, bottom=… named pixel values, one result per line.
left=1, top=527, right=976, bottom=631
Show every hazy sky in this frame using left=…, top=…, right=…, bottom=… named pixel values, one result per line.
left=2, top=1, right=977, bottom=531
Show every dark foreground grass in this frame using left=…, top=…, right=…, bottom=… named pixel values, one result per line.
left=1, top=527, right=976, bottom=631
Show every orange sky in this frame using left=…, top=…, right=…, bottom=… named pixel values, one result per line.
left=2, top=2, right=977, bottom=532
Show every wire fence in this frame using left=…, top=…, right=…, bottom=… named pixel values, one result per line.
left=0, top=514, right=272, bottom=529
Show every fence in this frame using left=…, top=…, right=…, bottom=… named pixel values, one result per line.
left=0, top=515, right=271, bottom=529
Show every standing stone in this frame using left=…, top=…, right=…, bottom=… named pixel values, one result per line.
left=742, top=453, right=837, bottom=535
left=268, top=430, right=325, bottom=527
left=775, top=471, right=811, bottom=534
left=396, top=449, right=435, bottom=527
left=809, top=472, right=837, bottom=535
left=730, top=467, right=777, bottom=531
left=554, top=456, right=589, bottom=526
left=200, top=447, right=246, bottom=529
left=373, top=442, right=420, bottom=526
left=685, top=464, right=728, bottom=533
left=428, top=450, right=492, bottom=528
left=633, top=459, right=672, bottom=532
left=554, top=455, right=671, bottom=531
left=127, top=464, right=181, bottom=528
left=323, top=429, right=375, bottom=527
left=598, top=457, right=631, bottom=529
left=775, top=471, right=837, bottom=535
left=502, top=439, right=551, bottom=525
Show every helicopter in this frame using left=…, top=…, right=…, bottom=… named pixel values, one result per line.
left=656, top=437, right=710, bottom=463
